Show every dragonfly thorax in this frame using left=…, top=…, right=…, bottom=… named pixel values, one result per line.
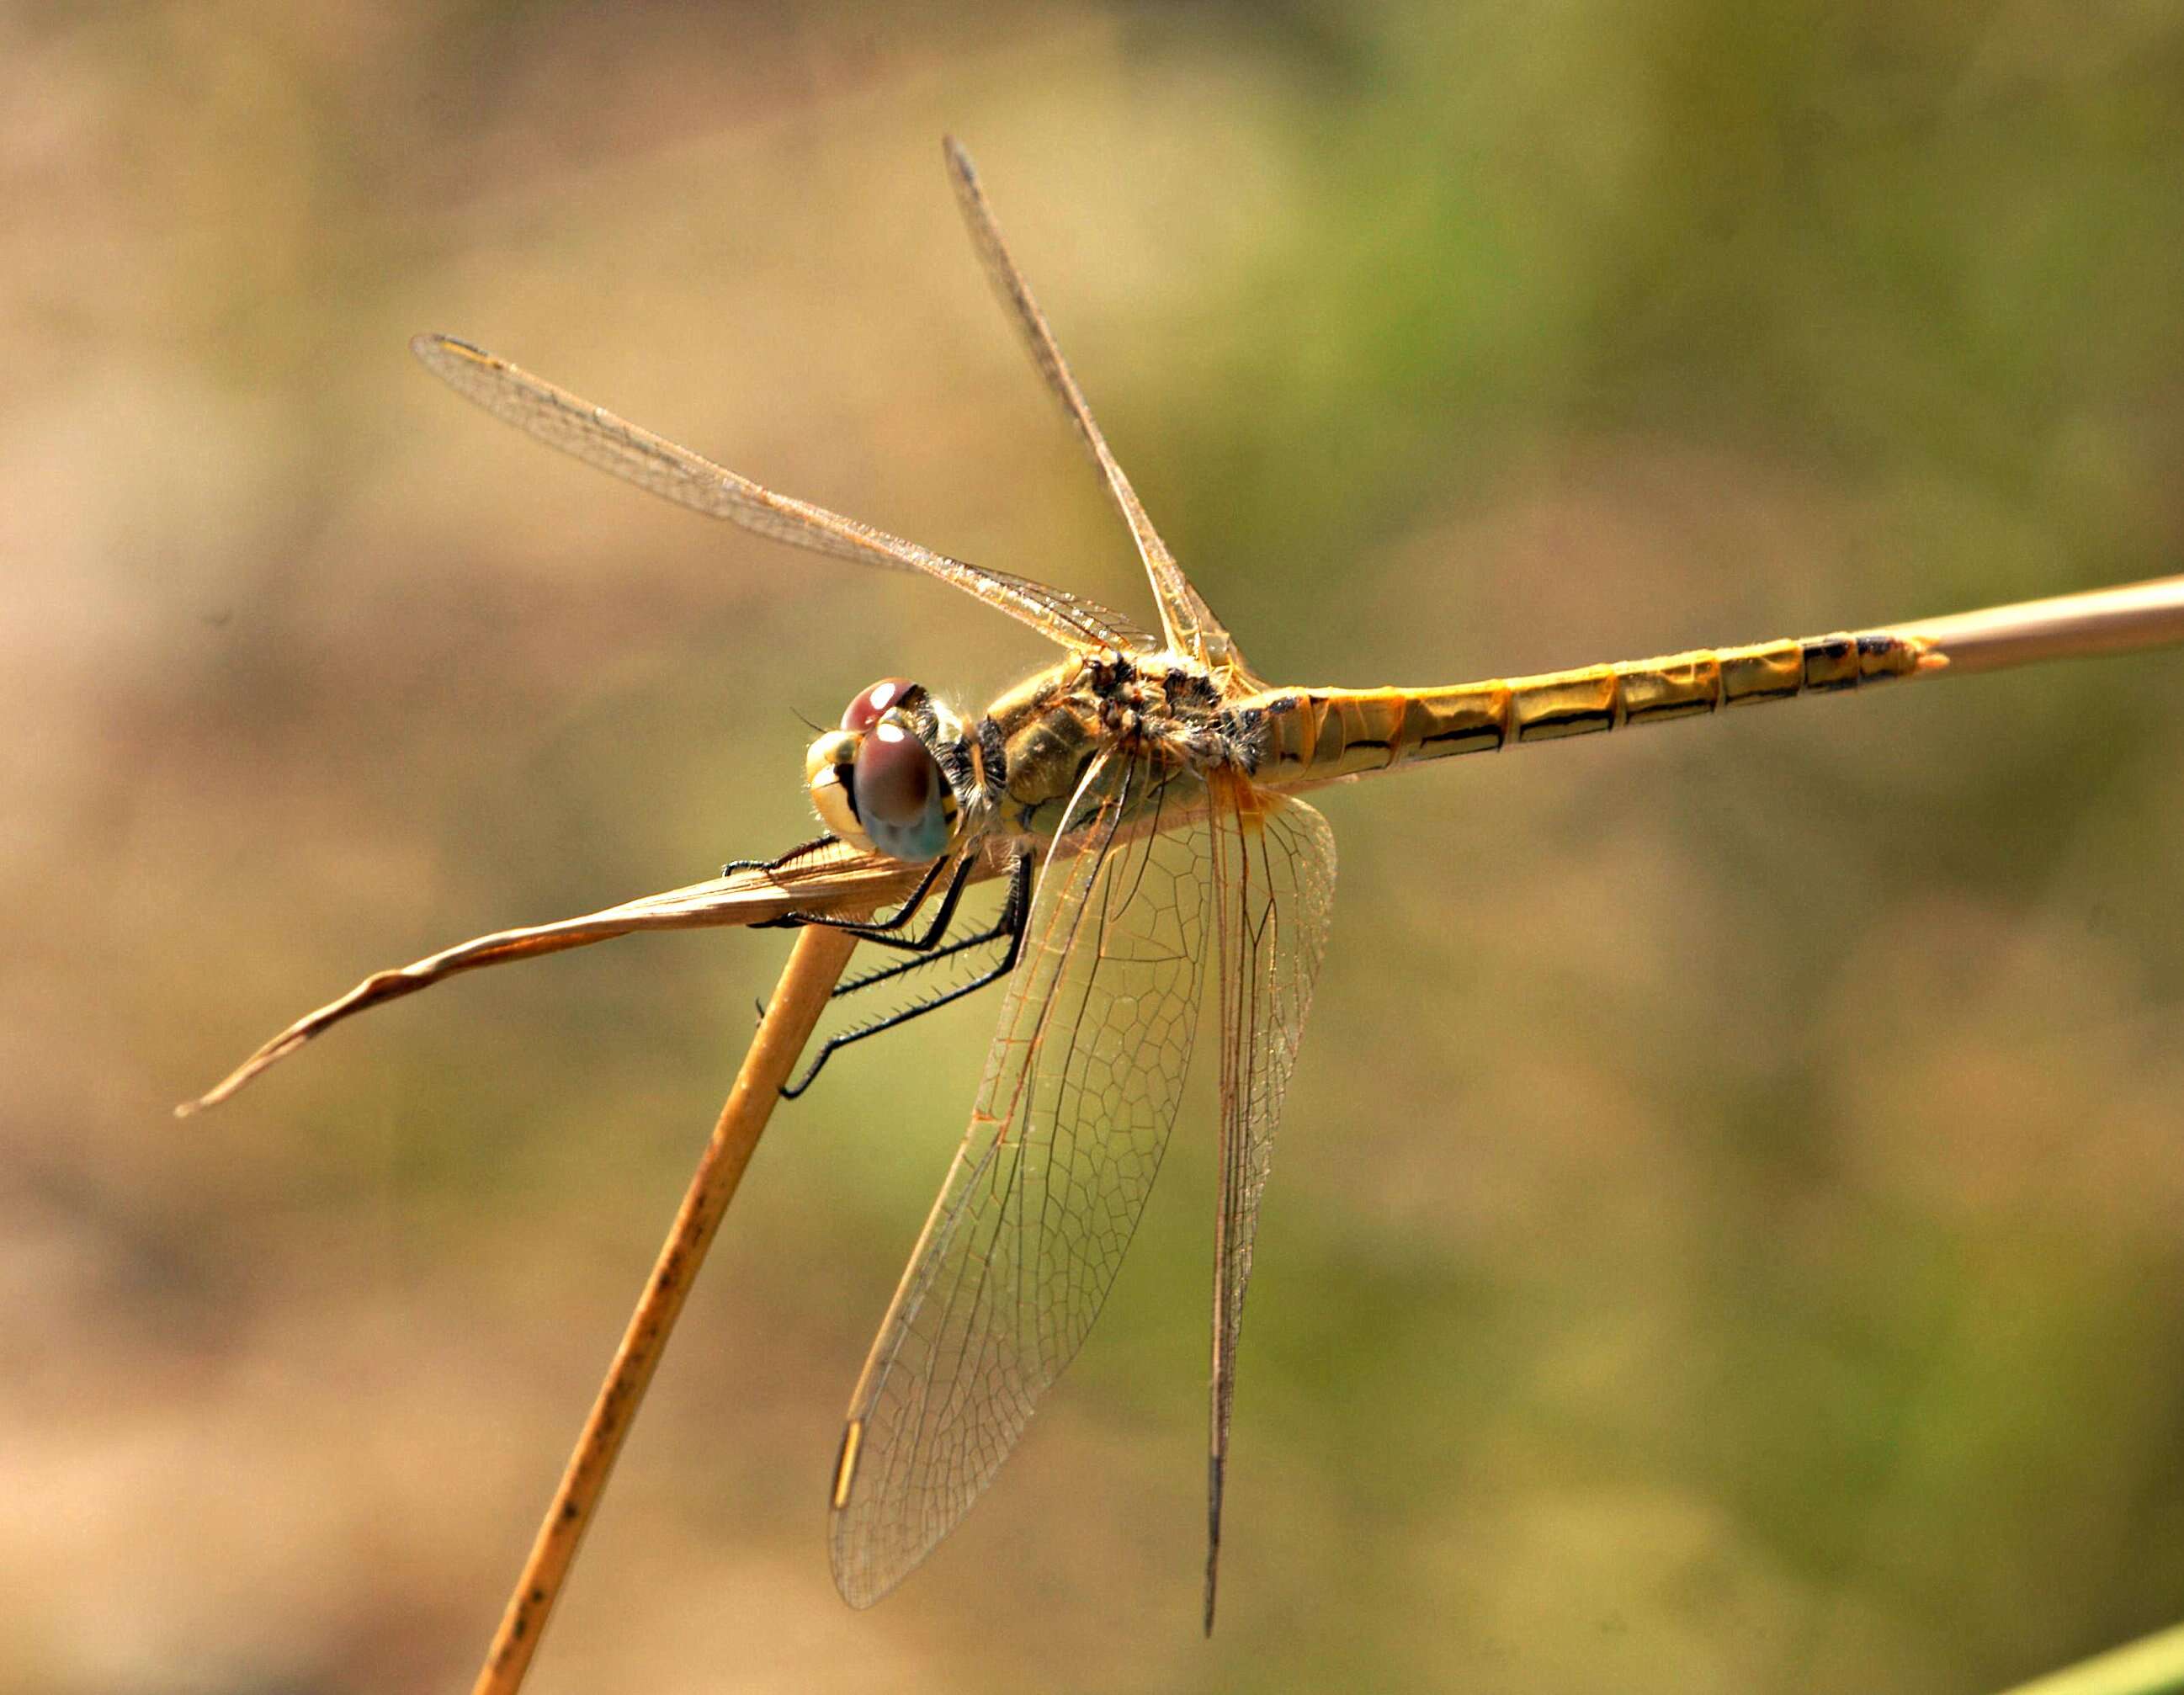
left=964, top=650, right=1257, bottom=846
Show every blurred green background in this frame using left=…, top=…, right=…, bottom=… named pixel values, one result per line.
left=8, top=3, right=2184, bottom=1691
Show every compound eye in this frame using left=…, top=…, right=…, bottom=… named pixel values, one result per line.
left=853, top=721, right=949, bottom=860
left=842, top=677, right=918, bottom=732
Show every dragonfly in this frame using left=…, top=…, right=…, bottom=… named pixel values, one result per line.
left=412, top=139, right=1936, bottom=1629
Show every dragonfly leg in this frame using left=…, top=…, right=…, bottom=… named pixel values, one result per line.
left=722, top=832, right=837, bottom=878
left=732, top=832, right=876, bottom=936
left=760, top=851, right=981, bottom=953
left=780, top=853, right=1030, bottom=1099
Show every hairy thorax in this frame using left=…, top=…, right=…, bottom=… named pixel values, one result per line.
left=973, top=651, right=1262, bottom=844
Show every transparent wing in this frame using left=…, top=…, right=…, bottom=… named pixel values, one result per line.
left=1203, top=782, right=1336, bottom=1631
left=829, top=753, right=1214, bottom=1607
left=941, top=139, right=1257, bottom=682
left=410, top=332, right=1156, bottom=655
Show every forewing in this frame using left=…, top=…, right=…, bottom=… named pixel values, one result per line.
left=1203, top=783, right=1337, bottom=1630
left=829, top=755, right=1214, bottom=1607
left=941, top=140, right=1256, bottom=682
left=410, top=332, right=1154, bottom=653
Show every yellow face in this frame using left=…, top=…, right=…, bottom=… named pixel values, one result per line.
left=805, top=677, right=964, bottom=861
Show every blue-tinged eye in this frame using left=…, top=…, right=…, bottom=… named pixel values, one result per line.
left=853, top=721, right=949, bottom=859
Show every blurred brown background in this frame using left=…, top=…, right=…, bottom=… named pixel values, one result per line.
left=8, top=3, right=2184, bottom=1691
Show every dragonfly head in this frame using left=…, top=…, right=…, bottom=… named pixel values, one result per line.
left=805, top=677, right=971, bottom=862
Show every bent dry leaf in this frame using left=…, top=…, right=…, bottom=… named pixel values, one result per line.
left=178, top=838, right=992, bottom=1116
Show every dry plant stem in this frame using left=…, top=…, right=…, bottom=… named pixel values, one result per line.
left=178, top=848, right=938, bottom=1113
left=472, top=920, right=861, bottom=1695
left=1882, top=573, right=2184, bottom=673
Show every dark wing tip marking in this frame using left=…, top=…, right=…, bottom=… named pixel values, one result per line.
left=1203, top=1449, right=1225, bottom=1635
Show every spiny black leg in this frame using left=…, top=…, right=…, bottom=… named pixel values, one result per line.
left=722, top=832, right=837, bottom=878
left=726, top=833, right=844, bottom=933
left=765, top=851, right=977, bottom=954
left=780, top=852, right=1031, bottom=1099
left=829, top=906, right=1021, bottom=999
left=725, top=830, right=980, bottom=951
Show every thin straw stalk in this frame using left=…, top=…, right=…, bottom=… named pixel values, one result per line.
left=471, top=920, right=861, bottom=1695
left=1881, top=573, right=2184, bottom=675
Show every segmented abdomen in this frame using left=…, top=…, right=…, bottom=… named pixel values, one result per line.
left=1253, top=630, right=1928, bottom=785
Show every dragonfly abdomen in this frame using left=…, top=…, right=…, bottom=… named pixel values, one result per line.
left=1255, top=630, right=1929, bottom=785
